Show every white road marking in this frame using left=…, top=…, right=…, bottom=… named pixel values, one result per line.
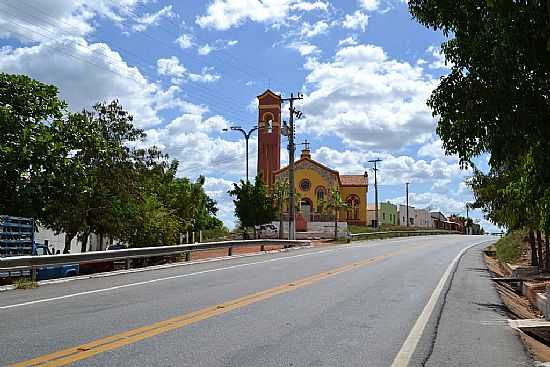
left=0, top=235, right=470, bottom=311
left=390, top=239, right=494, bottom=367
left=0, top=244, right=371, bottom=310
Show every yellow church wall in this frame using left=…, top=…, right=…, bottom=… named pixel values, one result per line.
left=294, top=168, right=332, bottom=210
left=339, top=186, right=368, bottom=224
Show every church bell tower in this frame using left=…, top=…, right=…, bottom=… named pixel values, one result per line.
left=257, top=90, right=281, bottom=189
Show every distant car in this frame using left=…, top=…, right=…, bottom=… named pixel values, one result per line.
left=106, top=243, right=128, bottom=251
left=256, top=224, right=278, bottom=239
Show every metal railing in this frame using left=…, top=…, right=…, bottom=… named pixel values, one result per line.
left=0, top=239, right=311, bottom=275
left=350, top=230, right=462, bottom=241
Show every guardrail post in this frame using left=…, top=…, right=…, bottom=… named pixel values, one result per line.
left=185, top=252, right=191, bottom=262
left=31, top=265, right=37, bottom=282
left=261, top=244, right=265, bottom=251
left=228, top=247, right=233, bottom=256
left=125, top=259, right=131, bottom=270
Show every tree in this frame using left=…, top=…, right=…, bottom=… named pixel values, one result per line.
left=272, top=179, right=289, bottom=239
left=409, top=0, right=550, bottom=265
left=0, top=73, right=68, bottom=219
left=228, top=177, right=276, bottom=239
left=325, top=187, right=349, bottom=240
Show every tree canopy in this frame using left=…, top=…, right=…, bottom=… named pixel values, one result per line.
left=228, top=177, right=276, bottom=238
left=0, top=72, right=225, bottom=250
left=409, top=0, right=550, bottom=232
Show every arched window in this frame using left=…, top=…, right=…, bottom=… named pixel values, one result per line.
left=346, top=195, right=360, bottom=220
left=262, top=112, right=274, bottom=133
left=315, top=186, right=326, bottom=202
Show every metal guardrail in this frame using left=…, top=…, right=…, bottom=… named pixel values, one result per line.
left=350, top=230, right=462, bottom=241
left=0, top=239, right=311, bottom=273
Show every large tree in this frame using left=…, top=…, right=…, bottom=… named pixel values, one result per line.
left=409, top=1, right=550, bottom=249
left=0, top=73, right=68, bottom=218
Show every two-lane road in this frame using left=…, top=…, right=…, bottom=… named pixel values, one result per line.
left=0, top=235, right=532, bottom=366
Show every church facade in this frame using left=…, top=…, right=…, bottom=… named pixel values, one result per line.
left=256, top=90, right=369, bottom=228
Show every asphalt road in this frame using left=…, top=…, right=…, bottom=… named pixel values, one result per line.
left=0, top=235, right=533, bottom=367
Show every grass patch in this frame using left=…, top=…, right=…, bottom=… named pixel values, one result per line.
left=495, top=229, right=527, bottom=264
left=14, top=277, right=38, bottom=289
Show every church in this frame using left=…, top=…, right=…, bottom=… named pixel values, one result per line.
left=256, top=90, right=369, bottom=230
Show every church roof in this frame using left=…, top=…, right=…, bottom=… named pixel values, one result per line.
left=257, top=89, right=281, bottom=101
left=341, top=175, right=368, bottom=187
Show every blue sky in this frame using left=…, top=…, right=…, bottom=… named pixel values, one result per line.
left=0, top=0, right=497, bottom=231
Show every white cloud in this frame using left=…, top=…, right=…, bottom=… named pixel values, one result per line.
left=300, top=44, right=438, bottom=150
left=198, top=39, right=239, bottom=55
left=426, top=45, right=452, bottom=70
left=0, top=36, right=180, bottom=127
left=157, top=56, right=186, bottom=78
left=204, top=177, right=236, bottom=228
left=144, top=114, right=255, bottom=179
left=338, top=36, right=359, bottom=47
left=0, top=0, right=145, bottom=43
left=157, top=56, right=221, bottom=83
left=287, top=41, right=320, bottom=56
left=188, top=67, right=221, bottom=83
left=176, top=33, right=194, bottom=49
left=196, top=0, right=329, bottom=30
left=300, top=20, right=330, bottom=38
left=312, top=146, right=465, bottom=185
left=360, top=0, right=380, bottom=11
left=342, top=11, right=369, bottom=31
left=388, top=192, right=467, bottom=215
left=131, top=5, right=174, bottom=32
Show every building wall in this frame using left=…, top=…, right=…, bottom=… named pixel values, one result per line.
left=367, top=202, right=397, bottom=227
left=340, top=185, right=368, bottom=225
left=398, top=205, right=416, bottom=226
left=294, top=167, right=332, bottom=212
left=414, top=209, right=431, bottom=228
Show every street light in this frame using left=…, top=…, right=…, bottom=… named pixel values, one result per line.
left=222, top=121, right=271, bottom=182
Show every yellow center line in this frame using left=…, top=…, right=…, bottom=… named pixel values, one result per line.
left=8, top=244, right=426, bottom=367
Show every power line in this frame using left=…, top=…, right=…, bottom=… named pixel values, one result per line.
left=0, top=15, right=251, bottom=124
left=0, top=2, right=254, bottom=120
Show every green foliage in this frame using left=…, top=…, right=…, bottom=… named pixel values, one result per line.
left=0, top=73, right=224, bottom=250
left=325, top=187, right=349, bottom=239
left=0, top=73, right=68, bottom=218
left=495, top=229, right=527, bottom=264
left=408, top=1, right=550, bottom=234
left=228, top=177, right=276, bottom=235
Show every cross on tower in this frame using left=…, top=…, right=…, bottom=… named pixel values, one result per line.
left=301, top=139, right=311, bottom=150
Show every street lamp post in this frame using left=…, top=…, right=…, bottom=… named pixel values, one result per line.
left=222, top=126, right=261, bottom=182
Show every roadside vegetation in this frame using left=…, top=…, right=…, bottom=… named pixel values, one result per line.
left=409, top=1, right=549, bottom=269
left=349, top=224, right=434, bottom=234
left=494, top=230, right=527, bottom=264
left=0, top=73, right=226, bottom=250
left=14, top=277, right=37, bottom=290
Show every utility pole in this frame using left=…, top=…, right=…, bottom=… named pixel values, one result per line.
left=368, top=159, right=382, bottom=230
left=406, top=182, right=410, bottom=227
left=222, top=125, right=261, bottom=182
left=466, top=203, right=470, bottom=235
left=281, top=92, right=303, bottom=240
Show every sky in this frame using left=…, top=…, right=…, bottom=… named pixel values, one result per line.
left=0, top=0, right=499, bottom=232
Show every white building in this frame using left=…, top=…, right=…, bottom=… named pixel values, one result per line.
left=414, top=209, right=431, bottom=228
left=398, top=205, right=416, bottom=226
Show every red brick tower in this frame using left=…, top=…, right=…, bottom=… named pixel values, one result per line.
left=257, top=90, right=281, bottom=189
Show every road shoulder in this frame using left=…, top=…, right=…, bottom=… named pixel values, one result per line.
left=410, top=243, right=533, bottom=366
